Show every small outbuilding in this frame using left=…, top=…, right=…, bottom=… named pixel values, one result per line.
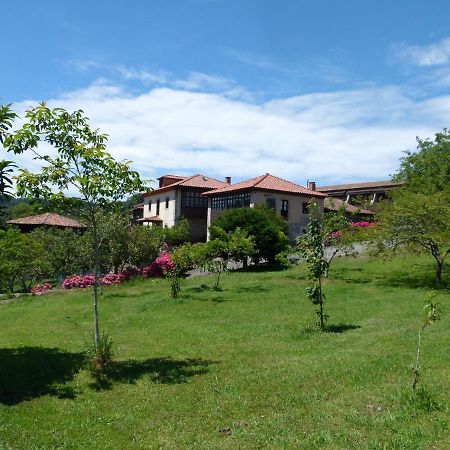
left=7, top=212, right=86, bottom=232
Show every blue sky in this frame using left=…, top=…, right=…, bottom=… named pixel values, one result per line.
left=3, top=0, right=450, bottom=185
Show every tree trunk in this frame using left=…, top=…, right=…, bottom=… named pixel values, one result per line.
left=435, top=259, right=443, bottom=285
left=318, top=276, right=325, bottom=330
left=92, top=217, right=101, bottom=350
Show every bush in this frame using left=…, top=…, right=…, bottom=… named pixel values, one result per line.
left=61, top=272, right=129, bottom=289
left=210, top=206, right=288, bottom=263
left=142, top=253, right=175, bottom=278
left=31, top=282, right=53, bottom=295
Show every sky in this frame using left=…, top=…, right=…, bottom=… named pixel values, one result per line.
left=3, top=0, right=450, bottom=186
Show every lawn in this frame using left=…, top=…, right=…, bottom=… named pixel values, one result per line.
left=0, top=254, right=449, bottom=449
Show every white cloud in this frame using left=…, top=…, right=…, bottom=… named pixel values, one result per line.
left=9, top=79, right=449, bottom=186
left=397, top=37, right=450, bottom=66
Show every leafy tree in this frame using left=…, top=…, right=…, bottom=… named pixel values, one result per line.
left=0, top=229, right=51, bottom=293
left=210, top=205, right=288, bottom=263
left=297, top=206, right=329, bottom=330
left=31, top=228, right=92, bottom=278
left=375, top=129, right=450, bottom=285
left=200, top=227, right=255, bottom=290
left=376, top=191, right=450, bottom=284
left=3, top=104, right=143, bottom=350
left=167, top=243, right=198, bottom=298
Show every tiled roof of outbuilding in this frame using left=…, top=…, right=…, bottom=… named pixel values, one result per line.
left=7, top=213, right=86, bottom=228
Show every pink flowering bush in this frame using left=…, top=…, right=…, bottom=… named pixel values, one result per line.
left=31, top=282, right=53, bottom=295
left=142, top=252, right=174, bottom=278
left=100, top=273, right=127, bottom=286
left=62, top=271, right=132, bottom=289
left=350, top=221, right=375, bottom=228
left=62, top=275, right=96, bottom=289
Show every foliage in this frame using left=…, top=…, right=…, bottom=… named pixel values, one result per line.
left=210, top=205, right=288, bottom=263
left=376, top=129, right=450, bottom=285
left=163, top=218, right=191, bottom=246
left=200, top=228, right=255, bottom=289
left=297, top=206, right=329, bottom=329
left=375, top=190, right=450, bottom=284
left=86, top=332, right=114, bottom=373
left=167, top=243, right=199, bottom=298
left=412, top=294, right=441, bottom=391
left=3, top=104, right=143, bottom=349
left=394, top=129, right=450, bottom=194
left=31, top=228, right=92, bottom=278
left=0, top=228, right=51, bottom=293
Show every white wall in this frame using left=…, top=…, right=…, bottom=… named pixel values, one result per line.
left=143, top=189, right=177, bottom=227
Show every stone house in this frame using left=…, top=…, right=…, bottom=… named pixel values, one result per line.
left=203, top=173, right=326, bottom=242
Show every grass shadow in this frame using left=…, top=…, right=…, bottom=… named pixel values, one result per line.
left=90, top=356, right=215, bottom=391
left=324, top=323, right=362, bottom=333
left=0, top=347, right=85, bottom=405
left=235, top=285, right=269, bottom=293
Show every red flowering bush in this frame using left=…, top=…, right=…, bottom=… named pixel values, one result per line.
left=142, top=252, right=174, bottom=278
left=31, top=282, right=53, bottom=295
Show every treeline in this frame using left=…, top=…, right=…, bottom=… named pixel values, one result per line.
left=0, top=211, right=190, bottom=294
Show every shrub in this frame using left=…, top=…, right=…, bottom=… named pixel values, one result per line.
left=61, top=272, right=130, bottom=289
left=210, top=206, right=288, bottom=263
left=142, top=252, right=175, bottom=278
left=31, top=282, right=53, bottom=295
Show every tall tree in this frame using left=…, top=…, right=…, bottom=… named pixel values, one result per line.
left=3, top=104, right=143, bottom=350
left=377, top=130, right=450, bottom=284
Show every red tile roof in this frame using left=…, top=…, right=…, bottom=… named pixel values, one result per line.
left=7, top=213, right=86, bottom=228
left=143, top=174, right=229, bottom=197
left=324, top=197, right=375, bottom=215
left=203, top=173, right=327, bottom=198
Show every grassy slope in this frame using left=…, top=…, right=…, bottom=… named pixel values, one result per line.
left=0, top=254, right=449, bottom=449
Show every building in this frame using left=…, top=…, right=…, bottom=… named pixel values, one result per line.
left=203, top=173, right=326, bottom=242
left=7, top=212, right=86, bottom=232
left=317, top=180, right=402, bottom=206
left=141, top=174, right=229, bottom=241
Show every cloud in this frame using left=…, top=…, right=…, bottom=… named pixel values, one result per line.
left=9, top=78, right=449, bottom=187
left=397, top=37, right=450, bottom=67
left=115, top=66, right=169, bottom=84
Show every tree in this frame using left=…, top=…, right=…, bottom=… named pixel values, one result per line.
left=297, top=205, right=329, bottom=330
left=210, top=205, right=288, bottom=264
left=374, top=129, right=450, bottom=285
left=0, top=229, right=51, bottom=293
left=201, top=227, right=255, bottom=290
left=376, top=191, right=450, bottom=284
left=3, top=104, right=143, bottom=350
left=0, top=105, right=19, bottom=219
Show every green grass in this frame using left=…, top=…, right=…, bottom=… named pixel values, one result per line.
left=0, top=254, right=449, bottom=449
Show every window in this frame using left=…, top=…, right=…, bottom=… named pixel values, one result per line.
left=266, top=198, right=276, bottom=210
left=281, top=200, right=289, bottom=219
left=148, top=200, right=152, bottom=212
left=181, top=191, right=208, bottom=208
left=211, top=192, right=251, bottom=210
left=156, top=199, right=160, bottom=215
left=302, top=202, right=310, bottom=214
left=166, top=197, right=169, bottom=208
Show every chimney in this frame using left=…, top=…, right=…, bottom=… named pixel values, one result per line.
left=307, top=181, right=316, bottom=191
left=225, top=176, right=232, bottom=185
